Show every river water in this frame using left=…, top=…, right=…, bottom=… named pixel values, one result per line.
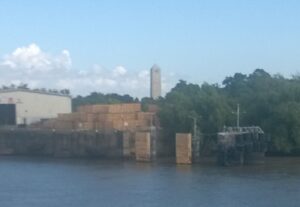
left=0, top=157, right=299, bottom=207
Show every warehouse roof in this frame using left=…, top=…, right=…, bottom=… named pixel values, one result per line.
left=0, top=88, right=71, bottom=98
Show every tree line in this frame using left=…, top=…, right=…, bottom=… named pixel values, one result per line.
left=73, top=69, right=300, bottom=154
left=72, top=92, right=139, bottom=110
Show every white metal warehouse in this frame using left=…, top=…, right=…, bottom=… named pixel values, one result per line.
left=0, top=89, right=71, bottom=125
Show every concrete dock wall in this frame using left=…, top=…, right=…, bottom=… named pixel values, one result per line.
left=0, top=129, right=123, bottom=158
left=135, top=132, right=151, bottom=162
left=176, top=133, right=192, bottom=164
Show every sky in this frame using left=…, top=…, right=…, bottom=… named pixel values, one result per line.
left=0, top=0, right=300, bottom=98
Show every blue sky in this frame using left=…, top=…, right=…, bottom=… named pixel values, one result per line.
left=0, top=0, right=300, bottom=97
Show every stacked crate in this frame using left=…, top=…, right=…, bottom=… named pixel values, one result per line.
left=41, top=103, right=155, bottom=132
left=176, top=133, right=192, bottom=164
left=88, top=103, right=144, bottom=131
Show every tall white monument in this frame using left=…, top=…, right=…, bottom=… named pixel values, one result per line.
left=150, top=64, right=161, bottom=99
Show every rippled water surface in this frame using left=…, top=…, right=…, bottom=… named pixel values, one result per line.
left=0, top=157, right=300, bottom=207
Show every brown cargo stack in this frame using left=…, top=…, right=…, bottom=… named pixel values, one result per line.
left=135, top=132, right=151, bottom=162
left=39, top=103, right=156, bottom=132
left=176, top=133, right=192, bottom=164
left=51, top=120, right=74, bottom=130
left=91, top=104, right=109, bottom=113
left=97, top=113, right=137, bottom=122
left=78, top=103, right=141, bottom=114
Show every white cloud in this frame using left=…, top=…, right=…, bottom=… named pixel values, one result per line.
left=0, top=43, right=176, bottom=98
left=138, top=70, right=149, bottom=79
left=1, top=43, right=71, bottom=73
left=112, top=65, right=127, bottom=77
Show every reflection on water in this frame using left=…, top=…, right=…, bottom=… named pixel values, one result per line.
left=175, top=164, right=192, bottom=173
left=0, top=157, right=299, bottom=207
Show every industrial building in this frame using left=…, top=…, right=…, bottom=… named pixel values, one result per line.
left=0, top=89, right=71, bottom=126
left=150, top=64, right=161, bottom=99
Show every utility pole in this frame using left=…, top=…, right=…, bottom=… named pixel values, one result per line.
left=232, top=103, right=241, bottom=130
left=190, top=116, right=200, bottom=162
left=237, top=103, right=240, bottom=128
left=192, top=117, right=197, bottom=138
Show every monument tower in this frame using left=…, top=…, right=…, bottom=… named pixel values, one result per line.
left=150, top=64, right=161, bottom=99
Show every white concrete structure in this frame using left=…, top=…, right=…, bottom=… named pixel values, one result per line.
left=0, top=89, right=71, bottom=125
left=150, top=64, right=161, bottom=99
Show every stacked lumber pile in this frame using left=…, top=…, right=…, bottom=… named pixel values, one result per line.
left=176, top=133, right=192, bottom=164
left=41, top=103, right=155, bottom=132
left=135, top=132, right=151, bottom=162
